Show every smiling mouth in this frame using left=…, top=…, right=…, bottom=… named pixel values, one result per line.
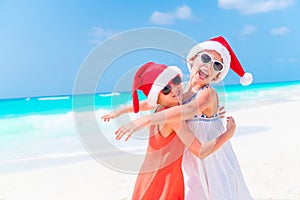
left=198, top=69, right=209, bottom=79
left=172, top=91, right=182, bottom=99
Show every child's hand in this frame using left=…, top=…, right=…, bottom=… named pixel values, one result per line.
left=226, top=116, right=236, bottom=137
left=218, top=106, right=226, bottom=118
left=101, top=111, right=119, bottom=122
left=115, top=116, right=150, bottom=141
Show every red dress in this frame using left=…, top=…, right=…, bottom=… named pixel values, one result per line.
left=132, top=119, right=185, bottom=200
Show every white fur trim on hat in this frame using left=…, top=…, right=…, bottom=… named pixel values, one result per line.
left=147, top=66, right=182, bottom=106
left=187, top=41, right=231, bottom=83
left=240, top=72, right=253, bottom=86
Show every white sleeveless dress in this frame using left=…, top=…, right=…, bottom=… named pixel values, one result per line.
left=182, top=85, right=253, bottom=200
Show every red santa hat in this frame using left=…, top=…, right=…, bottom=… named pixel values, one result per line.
left=132, top=62, right=182, bottom=113
left=187, top=36, right=253, bottom=86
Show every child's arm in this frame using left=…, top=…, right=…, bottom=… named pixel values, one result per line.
left=101, top=100, right=155, bottom=122
left=115, top=87, right=216, bottom=139
left=148, top=87, right=213, bottom=123
left=171, top=116, right=236, bottom=159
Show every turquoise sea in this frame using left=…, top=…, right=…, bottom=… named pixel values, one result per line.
left=1, top=80, right=300, bottom=173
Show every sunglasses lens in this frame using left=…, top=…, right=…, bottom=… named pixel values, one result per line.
left=213, top=62, right=224, bottom=72
left=172, top=76, right=182, bottom=85
left=162, top=85, right=171, bottom=95
left=201, top=53, right=212, bottom=64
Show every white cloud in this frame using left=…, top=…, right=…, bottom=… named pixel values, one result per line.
left=270, top=26, right=290, bottom=35
left=176, top=5, right=193, bottom=19
left=241, top=24, right=258, bottom=35
left=218, top=0, right=295, bottom=14
left=150, top=11, right=175, bottom=25
left=149, top=5, right=193, bottom=25
left=89, top=27, right=117, bottom=44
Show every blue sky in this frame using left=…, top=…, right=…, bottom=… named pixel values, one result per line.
left=1, top=0, right=299, bottom=99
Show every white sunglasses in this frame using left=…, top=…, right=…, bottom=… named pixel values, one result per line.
left=193, top=52, right=225, bottom=72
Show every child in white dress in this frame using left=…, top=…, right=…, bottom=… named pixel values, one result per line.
left=115, top=36, right=254, bottom=199
left=178, top=36, right=253, bottom=199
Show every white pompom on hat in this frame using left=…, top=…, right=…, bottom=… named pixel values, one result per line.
left=132, top=62, right=182, bottom=113
left=187, top=36, right=253, bottom=85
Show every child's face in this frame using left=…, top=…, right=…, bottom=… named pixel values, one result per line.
left=190, top=50, right=223, bottom=84
left=157, top=75, right=183, bottom=107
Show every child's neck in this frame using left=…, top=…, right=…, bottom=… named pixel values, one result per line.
left=182, top=82, right=208, bottom=102
left=190, top=82, right=208, bottom=93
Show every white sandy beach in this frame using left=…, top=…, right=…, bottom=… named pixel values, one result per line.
left=1, top=99, right=300, bottom=200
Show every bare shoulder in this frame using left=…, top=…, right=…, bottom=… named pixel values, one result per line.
left=206, top=86, right=217, bottom=93
left=196, top=86, right=217, bottom=99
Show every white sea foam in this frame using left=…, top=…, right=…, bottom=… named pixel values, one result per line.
left=98, top=92, right=120, bottom=97
left=0, top=108, right=148, bottom=166
left=38, top=96, right=70, bottom=101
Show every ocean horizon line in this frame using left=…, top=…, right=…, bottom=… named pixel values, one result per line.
left=1, top=79, right=300, bottom=101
